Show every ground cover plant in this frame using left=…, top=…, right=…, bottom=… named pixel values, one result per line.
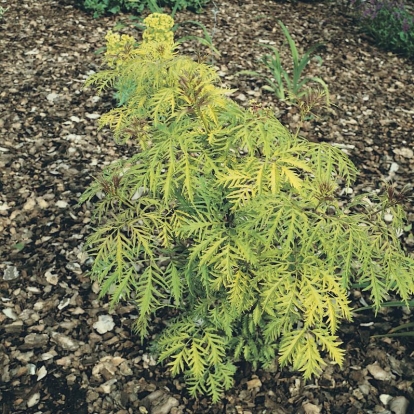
left=82, top=0, right=149, bottom=17
left=81, top=12, right=414, bottom=402
left=82, top=0, right=210, bottom=17
left=351, top=0, right=414, bottom=58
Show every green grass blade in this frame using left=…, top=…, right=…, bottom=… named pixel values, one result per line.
left=278, top=20, right=299, bottom=67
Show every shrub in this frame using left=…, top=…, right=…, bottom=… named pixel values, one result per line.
left=82, top=0, right=209, bottom=18
left=351, top=0, right=414, bottom=58
left=82, top=0, right=147, bottom=17
left=81, top=13, right=414, bottom=401
left=163, top=0, right=211, bottom=13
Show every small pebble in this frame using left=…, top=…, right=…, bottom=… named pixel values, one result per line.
left=93, top=315, right=115, bottom=334
left=368, top=364, right=392, bottom=381
left=50, top=332, right=79, bottom=351
left=24, top=333, right=49, bottom=348
left=3, top=266, right=19, bottom=281
left=26, top=392, right=40, bottom=408
left=390, top=396, right=410, bottom=414
left=247, top=378, right=262, bottom=390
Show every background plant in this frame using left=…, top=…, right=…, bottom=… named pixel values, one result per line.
left=132, top=0, right=219, bottom=54
left=82, top=0, right=147, bottom=17
left=128, top=17, right=220, bottom=57
left=81, top=0, right=210, bottom=18
left=350, top=0, right=414, bottom=58
left=238, top=20, right=329, bottom=105
left=82, top=13, right=414, bottom=402
left=0, top=5, right=8, bottom=19
left=175, top=19, right=220, bottom=58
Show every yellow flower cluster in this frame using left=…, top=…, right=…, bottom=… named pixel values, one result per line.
left=105, top=30, right=136, bottom=66
left=138, top=40, right=176, bottom=60
left=142, top=13, right=174, bottom=44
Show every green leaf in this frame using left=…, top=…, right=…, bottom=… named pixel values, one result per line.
left=281, top=166, right=302, bottom=189
left=12, top=242, right=25, bottom=251
left=297, top=334, right=325, bottom=379
left=189, top=340, right=207, bottom=378
left=312, top=328, right=344, bottom=366
left=278, top=328, right=306, bottom=367
left=198, top=236, right=227, bottom=267
left=168, top=347, right=187, bottom=376
left=168, top=262, right=182, bottom=305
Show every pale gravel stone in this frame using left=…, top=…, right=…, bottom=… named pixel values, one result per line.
left=86, top=390, right=99, bottom=403
left=36, top=365, right=47, bottom=381
left=389, top=396, right=410, bottom=414
left=4, top=320, right=23, bottom=333
left=23, top=197, right=37, bottom=211
left=45, top=271, right=58, bottom=285
left=86, top=113, right=100, bottom=119
left=358, top=384, right=370, bottom=395
left=393, top=147, right=413, bottom=158
left=55, top=200, right=68, bottom=208
left=389, top=162, right=399, bottom=173
left=142, top=353, right=157, bottom=367
left=50, top=332, right=79, bottom=351
left=28, top=363, right=36, bottom=375
left=41, top=352, right=55, bottom=361
left=56, top=356, right=73, bottom=367
left=302, top=403, right=321, bottom=414
left=26, top=392, right=41, bottom=408
left=367, top=363, right=393, bottom=381
left=24, top=333, right=49, bottom=348
left=380, top=394, right=394, bottom=406
left=57, top=297, right=70, bottom=310
left=3, top=266, right=19, bottom=280
left=66, top=373, right=77, bottom=386
left=36, top=196, right=49, bottom=208
left=352, top=388, right=364, bottom=400
left=0, top=202, right=10, bottom=211
left=152, top=397, right=179, bottom=414
left=119, top=361, right=133, bottom=376
left=46, top=93, right=59, bottom=102
left=246, top=378, right=262, bottom=389
left=2, top=308, right=18, bottom=320
left=66, top=262, right=82, bottom=274
left=98, top=378, right=117, bottom=394
left=93, top=314, right=115, bottom=334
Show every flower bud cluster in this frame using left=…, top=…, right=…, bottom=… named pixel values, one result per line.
left=143, top=13, right=174, bottom=45
left=104, top=30, right=136, bottom=67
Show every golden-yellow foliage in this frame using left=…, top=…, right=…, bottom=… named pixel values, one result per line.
left=81, top=13, right=414, bottom=402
